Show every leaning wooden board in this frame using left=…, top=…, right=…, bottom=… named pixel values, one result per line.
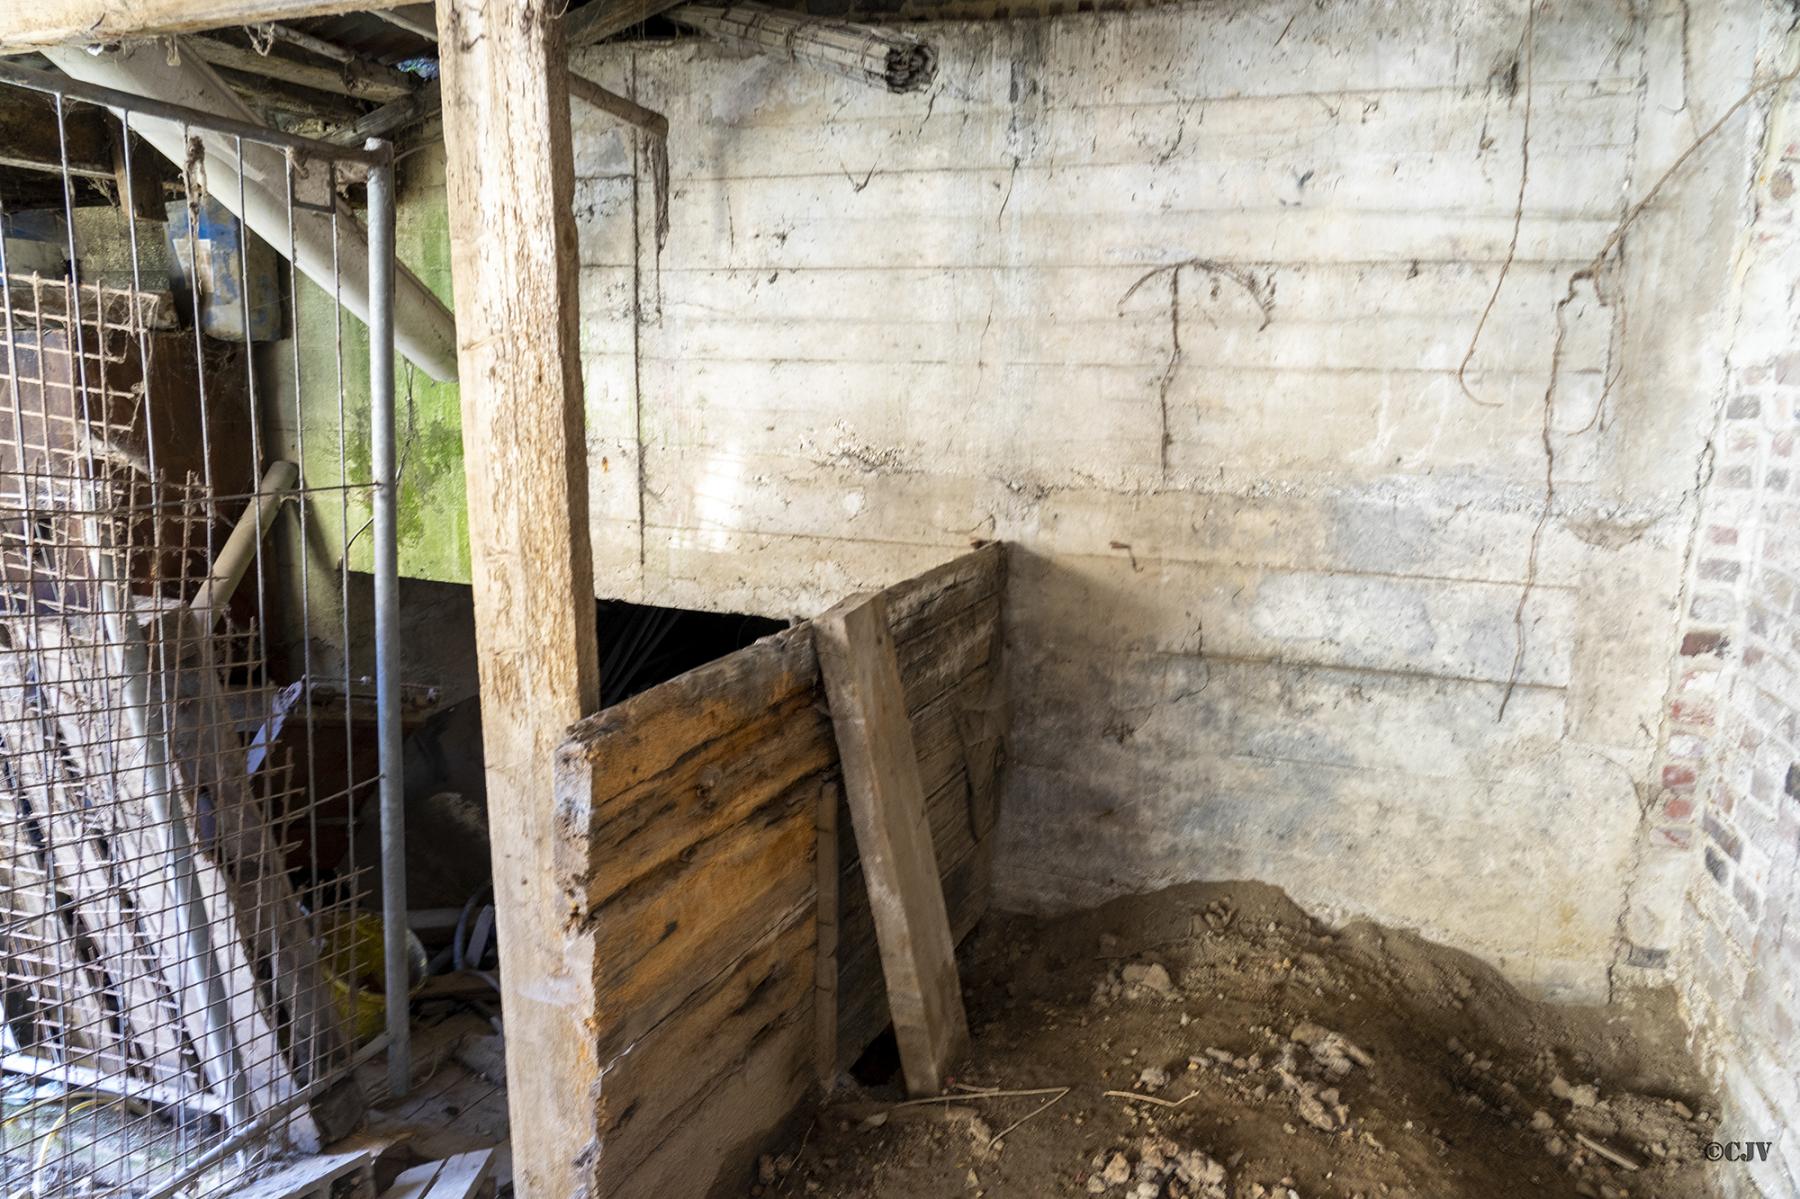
left=553, top=542, right=1006, bottom=1196
left=816, top=590, right=970, bottom=1097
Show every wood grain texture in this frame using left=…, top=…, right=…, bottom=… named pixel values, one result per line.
left=815, top=777, right=840, bottom=1085
left=548, top=546, right=1003, bottom=1191
left=565, top=0, right=687, bottom=47
left=833, top=547, right=1005, bottom=1070
left=555, top=631, right=823, bottom=1195
left=815, top=591, right=969, bottom=1097
left=436, top=1, right=602, bottom=1194
left=0, top=0, right=407, bottom=48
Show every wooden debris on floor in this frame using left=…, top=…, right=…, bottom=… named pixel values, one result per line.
left=358, top=1011, right=510, bottom=1192
left=236, top=1134, right=384, bottom=1199
left=381, top=1148, right=495, bottom=1199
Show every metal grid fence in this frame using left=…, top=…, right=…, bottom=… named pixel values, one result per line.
left=0, top=64, right=406, bottom=1198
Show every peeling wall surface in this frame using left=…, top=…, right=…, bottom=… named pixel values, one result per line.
left=554, top=0, right=1778, bottom=1002
left=1626, top=8, right=1800, bottom=1194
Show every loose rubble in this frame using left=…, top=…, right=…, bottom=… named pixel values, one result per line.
left=751, top=881, right=1717, bottom=1199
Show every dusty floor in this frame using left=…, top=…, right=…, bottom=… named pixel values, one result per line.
left=758, top=882, right=1718, bottom=1199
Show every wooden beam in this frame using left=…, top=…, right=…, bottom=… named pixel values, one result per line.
left=435, top=0, right=602, bottom=1196
left=371, top=7, right=439, bottom=41
left=565, top=0, right=688, bottom=47
left=185, top=35, right=415, bottom=103
left=323, top=79, right=440, bottom=147
left=0, top=89, right=114, bottom=175
left=815, top=592, right=970, bottom=1098
left=0, top=1, right=409, bottom=50
left=566, top=72, right=667, bottom=138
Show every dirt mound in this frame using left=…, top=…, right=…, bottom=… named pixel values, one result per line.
left=753, top=881, right=1717, bottom=1199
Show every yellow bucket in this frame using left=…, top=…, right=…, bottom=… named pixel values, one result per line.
left=319, top=913, right=430, bottom=1043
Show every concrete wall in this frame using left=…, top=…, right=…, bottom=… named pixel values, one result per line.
left=556, top=0, right=1774, bottom=1002
left=1624, top=9, right=1800, bottom=1193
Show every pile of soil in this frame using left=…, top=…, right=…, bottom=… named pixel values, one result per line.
left=756, top=882, right=1718, bottom=1199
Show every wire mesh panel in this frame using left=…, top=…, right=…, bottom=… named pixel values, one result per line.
left=0, top=67, right=403, bottom=1197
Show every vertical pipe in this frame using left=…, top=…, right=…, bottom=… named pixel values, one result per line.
left=366, top=138, right=410, bottom=1099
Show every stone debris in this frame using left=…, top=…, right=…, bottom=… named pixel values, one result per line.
left=1269, top=1042, right=1352, bottom=1132
left=1121, top=961, right=1178, bottom=998
left=1551, top=1074, right=1601, bottom=1109
left=1288, top=1022, right=1373, bottom=1077
left=1086, top=1135, right=1229, bottom=1198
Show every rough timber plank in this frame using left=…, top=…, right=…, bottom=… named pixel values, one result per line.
left=555, top=645, right=823, bottom=1196
left=594, top=907, right=814, bottom=1198
left=815, top=777, right=840, bottom=1085
left=836, top=834, right=992, bottom=1073
left=585, top=759, right=822, bottom=1059
left=436, top=0, right=602, bottom=1194
left=815, top=592, right=969, bottom=1097
left=831, top=564, right=1005, bottom=1070
left=0, top=0, right=408, bottom=48
left=547, top=545, right=1004, bottom=1191
left=882, top=541, right=1004, bottom=643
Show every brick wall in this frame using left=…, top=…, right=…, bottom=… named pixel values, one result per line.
left=1630, top=16, right=1800, bottom=1193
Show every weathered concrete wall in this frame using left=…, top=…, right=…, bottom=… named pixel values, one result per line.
left=558, top=0, right=1770, bottom=1002
left=1622, top=9, right=1800, bottom=1193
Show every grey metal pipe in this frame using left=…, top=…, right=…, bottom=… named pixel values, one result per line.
left=367, top=138, right=411, bottom=1101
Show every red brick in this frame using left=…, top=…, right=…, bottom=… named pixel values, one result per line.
left=1649, top=826, right=1695, bottom=850
left=1671, top=698, right=1716, bottom=727
left=1663, top=764, right=1698, bottom=790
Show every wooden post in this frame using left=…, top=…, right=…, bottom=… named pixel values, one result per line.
left=815, top=593, right=969, bottom=1097
left=435, top=1, right=602, bottom=1195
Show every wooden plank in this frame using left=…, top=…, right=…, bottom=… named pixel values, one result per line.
left=555, top=623, right=815, bottom=840
left=237, top=1142, right=372, bottom=1199
left=595, top=906, right=813, bottom=1193
left=0, top=680, right=138, bottom=1082
left=383, top=1149, right=494, bottom=1199
left=566, top=72, right=667, bottom=137
left=815, top=592, right=968, bottom=1097
left=435, top=0, right=602, bottom=1193
left=586, top=765, right=820, bottom=1059
left=574, top=688, right=830, bottom=907
left=882, top=542, right=1004, bottom=645
left=836, top=835, right=991, bottom=1072
left=24, top=617, right=347, bottom=1143
left=184, top=36, right=415, bottom=103
left=0, top=1, right=411, bottom=49
left=895, top=592, right=1002, bottom=713
left=815, top=777, right=839, bottom=1086
left=565, top=0, right=687, bottom=47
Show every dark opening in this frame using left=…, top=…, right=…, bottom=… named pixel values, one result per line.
left=375, top=590, right=790, bottom=919
left=849, top=1026, right=904, bottom=1089
left=597, top=599, right=789, bottom=707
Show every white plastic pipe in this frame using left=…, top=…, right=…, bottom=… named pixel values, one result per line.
left=42, top=41, right=460, bottom=382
